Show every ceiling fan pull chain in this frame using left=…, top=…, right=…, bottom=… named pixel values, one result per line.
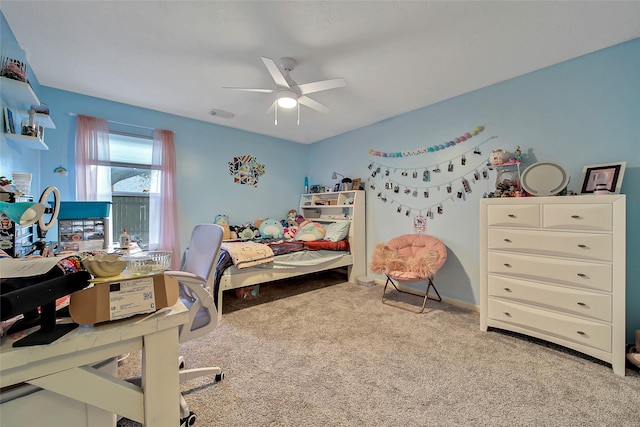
left=275, top=102, right=278, bottom=126
left=297, top=103, right=300, bottom=126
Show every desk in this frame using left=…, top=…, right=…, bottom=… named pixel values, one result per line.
left=1, top=302, right=188, bottom=426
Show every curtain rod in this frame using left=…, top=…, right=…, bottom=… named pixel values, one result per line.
left=67, top=113, right=173, bottom=133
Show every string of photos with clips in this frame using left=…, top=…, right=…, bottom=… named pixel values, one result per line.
left=367, top=125, right=496, bottom=220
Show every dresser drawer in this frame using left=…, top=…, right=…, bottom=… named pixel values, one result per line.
left=487, top=229, right=612, bottom=262
left=488, top=275, right=612, bottom=322
left=487, top=299, right=611, bottom=352
left=487, top=252, right=612, bottom=292
left=543, top=204, right=612, bottom=231
left=487, top=204, right=540, bottom=228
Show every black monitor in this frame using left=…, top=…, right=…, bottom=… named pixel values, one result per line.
left=1, top=271, right=91, bottom=347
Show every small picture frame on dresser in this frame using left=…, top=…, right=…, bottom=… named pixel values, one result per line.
left=350, top=178, right=361, bottom=190
left=580, top=162, right=626, bottom=194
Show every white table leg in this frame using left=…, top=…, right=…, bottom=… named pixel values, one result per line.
left=141, top=326, right=180, bottom=426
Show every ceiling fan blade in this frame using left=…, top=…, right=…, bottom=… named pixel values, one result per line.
left=223, top=87, right=274, bottom=93
left=298, top=96, right=330, bottom=113
left=261, top=57, right=290, bottom=88
left=297, top=78, right=346, bottom=95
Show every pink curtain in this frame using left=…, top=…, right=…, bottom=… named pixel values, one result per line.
left=150, top=129, right=180, bottom=269
left=74, top=115, right=110, bottom=200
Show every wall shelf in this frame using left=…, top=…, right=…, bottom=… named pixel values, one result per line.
left=0, top=76, right=39, bottom=107
left=3, top=133, right=48, bottom=150
left=1, top=76, right=54, bottom=149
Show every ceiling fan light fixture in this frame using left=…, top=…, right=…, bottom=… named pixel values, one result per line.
left=277, top=90, right=298, bottom=109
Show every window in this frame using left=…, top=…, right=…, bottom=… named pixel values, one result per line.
left=76, top=115, right=179, bottom=263
left=108, top=132, right=157, bottom=248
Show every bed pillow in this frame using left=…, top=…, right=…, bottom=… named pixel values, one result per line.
left=323, top=221, right=350, bottom=242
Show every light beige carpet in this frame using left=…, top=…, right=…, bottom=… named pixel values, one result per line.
left=118, top=271, right=640, bottom=426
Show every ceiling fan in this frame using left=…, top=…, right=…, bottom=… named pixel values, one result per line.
left=224, top=57, right=346, bottom=125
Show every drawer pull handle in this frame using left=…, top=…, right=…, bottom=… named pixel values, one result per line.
left=507, top=214, right=516, bottom=218
left=577, top=244, right=587, bottom=248
left=571, top=215, right=581, bottom=219
left=504, top=238, right=512, bottom=243
left=577, top=331, right=586, bottom=336
left=577, top=273, right=587, bottom=278
left=503, top=312, right=511, bottom=317
left=503, top=263, right=512, bottom=268
left=503, top=287, right=512, bottom=292
left=577, top=302, right=586, bottom=306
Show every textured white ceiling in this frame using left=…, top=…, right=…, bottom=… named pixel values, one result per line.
left=2, top=1, right=639, bottom=144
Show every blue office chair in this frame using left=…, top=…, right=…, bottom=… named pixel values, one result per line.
left=164, top=223, right=225, bottom=427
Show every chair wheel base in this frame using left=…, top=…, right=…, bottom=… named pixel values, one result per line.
left=215, top=372, right=225, bottom=382
left=180, top=411, right=197, bottom=427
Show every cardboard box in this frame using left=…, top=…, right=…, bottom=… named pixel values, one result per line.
left=69, top=274, right=179, bottom=325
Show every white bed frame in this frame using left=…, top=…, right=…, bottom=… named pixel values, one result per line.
left=217, top=190, right=365, bottom=320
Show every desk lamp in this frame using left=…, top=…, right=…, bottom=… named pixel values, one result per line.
left=0, top=201, right=45, bottom=225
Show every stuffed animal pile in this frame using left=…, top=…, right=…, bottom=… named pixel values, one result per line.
left=214, top=209, right=329, bottom=242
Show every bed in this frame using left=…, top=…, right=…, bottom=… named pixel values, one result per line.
left=213, top=190, right=365, bottom=320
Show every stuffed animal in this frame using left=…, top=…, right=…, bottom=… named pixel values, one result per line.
left=295, top=220, right=326, bottom=241
left=259, top=218, right=284, bottom=239
left=214, top=214, right=231, bottom=240
left=490, top=148, right=510, bottom=166
left=295, top=214, right=305, bottom=225
left=238, top=225, right=258, bottom=240
left=284, top=225, right=299, bottom=239
left=286, top=209, right=298, bottom=227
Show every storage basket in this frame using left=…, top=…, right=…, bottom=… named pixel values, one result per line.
left=124, top=251, right=172, bottom=274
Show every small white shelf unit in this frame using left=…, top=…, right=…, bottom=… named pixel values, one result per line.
left=1, top=76, right=54, bottom=150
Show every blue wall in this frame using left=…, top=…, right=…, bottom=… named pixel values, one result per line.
left=0, top=12, right=44, bottom=189
left=37, top=88, right=309, bottom=248
left=309, top=37, right=640, bottom=343
left=2, top=9, right=638, bottom=342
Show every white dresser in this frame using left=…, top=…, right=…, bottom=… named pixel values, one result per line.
left=480, top=195, right=626, bottom=375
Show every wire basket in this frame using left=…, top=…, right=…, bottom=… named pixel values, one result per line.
left=125, top=251, right=172, bottom=274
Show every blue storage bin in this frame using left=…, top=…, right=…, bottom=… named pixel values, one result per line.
left=59, top=201, right=112, bottom=219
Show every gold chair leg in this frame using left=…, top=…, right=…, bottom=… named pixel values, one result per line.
left=381, top=276, right=441, bottom=314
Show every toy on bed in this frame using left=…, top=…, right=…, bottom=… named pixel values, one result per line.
left=286, top=209, right=298, bottom=227
left=259, top=218, right=284, bottom=239
left=214, top=214, right=232, bottom=240
left=295, top=220, right=326, bottom=241
left=283, top=225, right=299, bottom=239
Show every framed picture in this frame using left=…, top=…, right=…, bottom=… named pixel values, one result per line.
left=310, top=185, right=320, bottom=194
left=333, top=183, right=340, bottom=192
left=580, top=162, right=626, bottom=194
left=350, top=178, right=361, bottom=190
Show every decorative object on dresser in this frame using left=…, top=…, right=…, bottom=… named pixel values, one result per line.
left=519, top=161, right=570, bottom=197
left=579, top=162, right=626, bottom=195
left=480, top=195, right=626, bottom=375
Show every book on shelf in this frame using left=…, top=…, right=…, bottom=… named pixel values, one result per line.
left=3, top=107, right=16, bottom=134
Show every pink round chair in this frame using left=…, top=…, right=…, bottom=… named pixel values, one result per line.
left=369, top=234, right=447, bottom=313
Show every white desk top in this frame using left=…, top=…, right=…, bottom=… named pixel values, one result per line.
left=1, top=302, right=188, bottom=388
